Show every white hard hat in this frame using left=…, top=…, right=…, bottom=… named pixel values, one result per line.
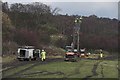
left=42, top=49, right=44, bottom=51
left=80, top=17, right=83, bottom=20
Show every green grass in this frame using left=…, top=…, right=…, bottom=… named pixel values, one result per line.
left=92, top=60, right=118, bottom=78
left=3, top=63, right=34, bottom=77
left=68, top=60, right=97, bottom=78
left=3, top=59, right=118, bottom=78
left=21, top=61, right=80, bottom=78
left=19, top=60, right=100, bottom=78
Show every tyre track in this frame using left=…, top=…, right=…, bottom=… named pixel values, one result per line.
left=63, top=61, right=84, bottom=78
left=101, top=65, right=104, bottom=78
left=19, top=71, right=65, bottom=77
left=3, top=58, right=64, bottom=78
left=83, top=60, right=102, bottom=80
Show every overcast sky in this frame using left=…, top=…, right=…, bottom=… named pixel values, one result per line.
left=2, top=0, right=119, bottom=19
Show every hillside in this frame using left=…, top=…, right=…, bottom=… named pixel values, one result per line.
left=2, top=2, right=119, bottom=55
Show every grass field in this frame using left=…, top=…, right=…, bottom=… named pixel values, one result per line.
left=2, top=59, right=118, bottom=78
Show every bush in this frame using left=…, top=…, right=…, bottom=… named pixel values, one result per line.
left=45, top=45, right=65, bottom=56
left=3, top=41, right=18, bottom=55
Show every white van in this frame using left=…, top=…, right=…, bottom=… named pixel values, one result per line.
left=17, top=46, right=40, bottom=61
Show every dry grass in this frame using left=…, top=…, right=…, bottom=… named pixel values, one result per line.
left=2, top=55, right=16, bottom=64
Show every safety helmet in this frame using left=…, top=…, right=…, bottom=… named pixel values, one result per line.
left=100, top=49, right=102, bottom=52
left=79, top=16, right=83, bottom=20
left=42, top=49, right=44, bottom=52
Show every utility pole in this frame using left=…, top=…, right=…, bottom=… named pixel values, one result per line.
left=72, top=28, right=75, bottom=51
left=77, top=27, right=80, bottom=52
left=73, top=16, right=82, bottom=52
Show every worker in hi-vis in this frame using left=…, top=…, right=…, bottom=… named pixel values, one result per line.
left=41, top=49, right=46, bottom=61
left=100, top=49, right=103, bottom=58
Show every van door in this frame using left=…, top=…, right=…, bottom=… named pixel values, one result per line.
left=25, top=50, right=29, bottom=58
left=29, top=49, right=33, bottom=58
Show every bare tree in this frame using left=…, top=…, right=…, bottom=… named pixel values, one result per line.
left=51, top=7, right=61, bottom=15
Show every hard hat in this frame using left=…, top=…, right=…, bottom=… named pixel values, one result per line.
left=75, top=20, right=77, bottom=23
left=42, top=49, right=44, bottom=52
left=80, top=17, right=83, bottom=20
left=100, top=49, right=102, bottom=52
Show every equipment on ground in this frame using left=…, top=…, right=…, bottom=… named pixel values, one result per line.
left=17, top=46, right=40, bottom=61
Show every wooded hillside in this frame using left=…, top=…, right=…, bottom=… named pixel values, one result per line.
left=2, top=2, right=119, bottom=55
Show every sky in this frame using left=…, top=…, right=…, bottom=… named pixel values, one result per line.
left=2, top=0, right=119, bottom=19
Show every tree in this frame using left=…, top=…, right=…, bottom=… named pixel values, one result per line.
left=2, top=2, right=9, bottom=13
left=51, top=7, right=61, bottom=15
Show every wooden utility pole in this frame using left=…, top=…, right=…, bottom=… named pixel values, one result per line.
left=73, top=16, right=82, bottom=52
left=77, top=27, right=80, bottom=52
left=72, top=27, right=75, bottom=51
